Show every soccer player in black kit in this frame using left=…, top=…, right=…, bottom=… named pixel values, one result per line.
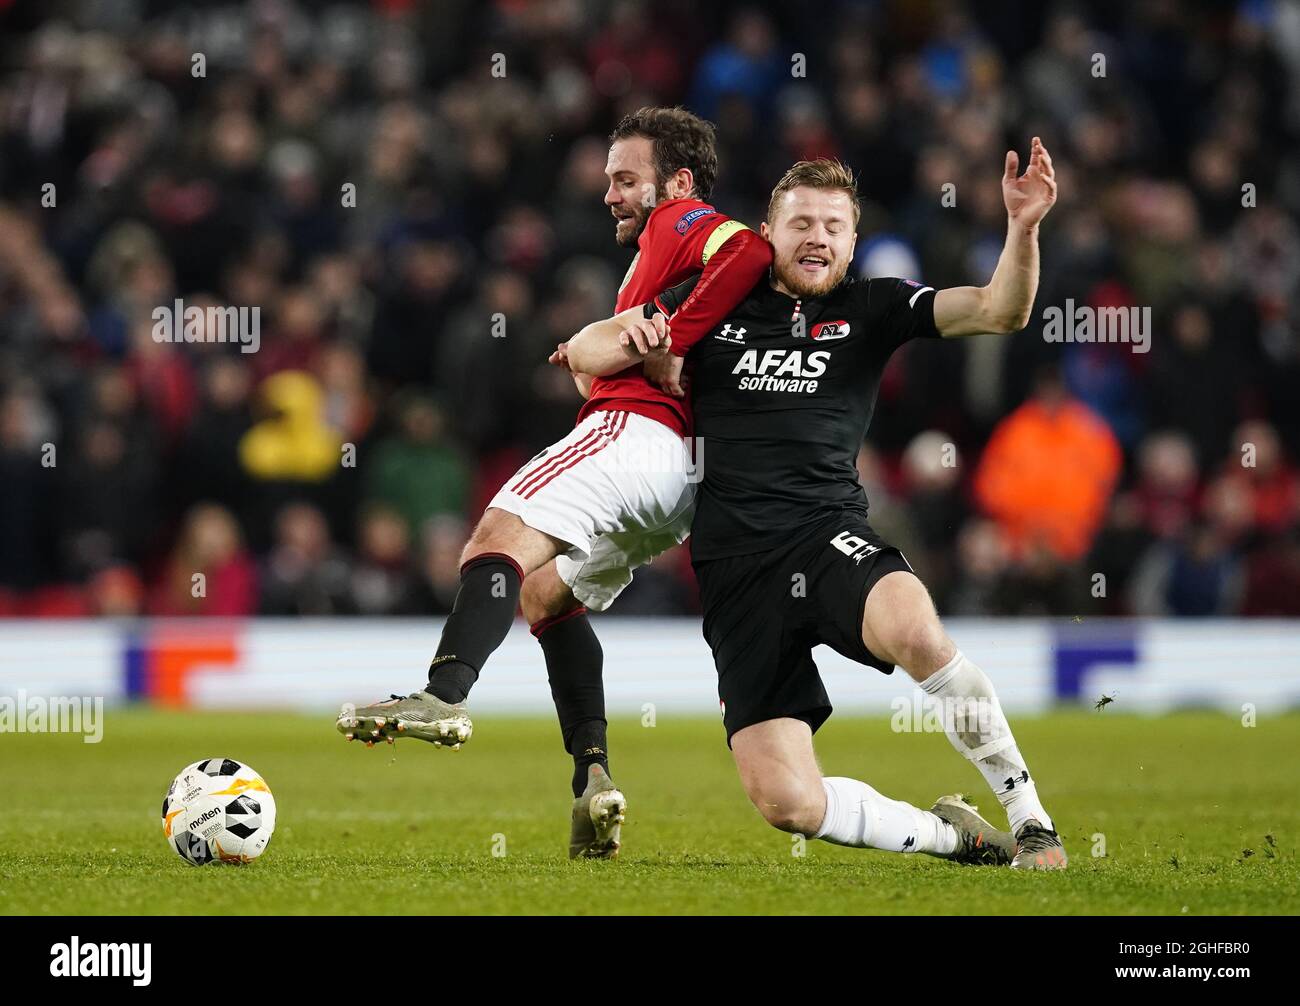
left=566, top=142, right=1067, bottom=869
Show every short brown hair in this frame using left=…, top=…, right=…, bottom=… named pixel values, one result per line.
left=609, top=106, right=719, bottom=202
left=767, top=159, right=861, bottom=225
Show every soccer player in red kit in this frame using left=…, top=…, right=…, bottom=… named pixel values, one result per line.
left=338, top=107, right=772, bottom=858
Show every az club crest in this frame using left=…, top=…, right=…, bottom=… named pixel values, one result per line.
left=810, top=320, right=851, bottom=341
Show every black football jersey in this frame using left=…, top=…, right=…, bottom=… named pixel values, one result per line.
left=648, top=274, right=941, bottom=560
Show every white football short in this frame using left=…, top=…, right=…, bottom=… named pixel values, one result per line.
left=488, top=409, right=697, bottom=611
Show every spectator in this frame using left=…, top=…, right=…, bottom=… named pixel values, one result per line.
left=1132, top=431, right=1199, bottom=541
left=0, top=386, right=57, bottom=590
left=239, top=371, right=343, bottom=482
left=1130, top=522, right=1241, bottom=617
left=1147, top=303, right=1240, bottom=468
left=365, top=394, right=469, bottom=534
left=411, top=515, right=470, bottom=615
left=1239, top=531, right=1300, bottom=616
left=0, top=3, right=1294, bottom=620
left=259, top=502, right=353, bottom=616
left=147, top=504, right=258, bottom=616
left=973, top=368, right=1122, bottom=563
left=947, top=518, right=1012, bottom=616
left=1216, top=420, right=1300, bottom=536
left=57, top=417, right=159, bottom=575
left=349, top=504, right=424, bottom=615
left=177, top=357, right=256, bottom=518
left=87, top=564, right=146, bottom=618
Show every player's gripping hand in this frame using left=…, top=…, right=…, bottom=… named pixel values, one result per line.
left=644, top=353, right=686, bottom=398
left=548, top=341, right=594, bottom=399
left=618, top=313, right=672, bottom=359
left=1003, top=136, right=1057, bottom=228
left=621, top=315, right=685, bottom=397
left=549, top=342, right=573, bottom=370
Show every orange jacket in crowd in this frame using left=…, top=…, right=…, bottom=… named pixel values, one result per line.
left=973, top=398, right=1122, bottom=562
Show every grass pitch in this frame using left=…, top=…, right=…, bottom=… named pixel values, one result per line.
left=1, top=708, right=1296, bottom=915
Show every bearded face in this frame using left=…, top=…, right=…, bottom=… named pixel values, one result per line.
left=604, top=137, right=664, bottom=248
left=763, top=187, right=858, bottom=298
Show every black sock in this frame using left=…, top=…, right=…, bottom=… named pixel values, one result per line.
left=568, top=720, right=609, bottom=798
left=535, top=609, right=609, bottom=797
left=427, top=554, right=522, bottom=702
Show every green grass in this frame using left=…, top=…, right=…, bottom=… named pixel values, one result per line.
left=1, top=709, right=1296, bottom=915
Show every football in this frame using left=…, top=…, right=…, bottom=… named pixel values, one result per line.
left=161, top=758, right=277, bottom=866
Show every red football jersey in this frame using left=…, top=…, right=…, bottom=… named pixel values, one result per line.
left=577, top=197, right=738, bottom=437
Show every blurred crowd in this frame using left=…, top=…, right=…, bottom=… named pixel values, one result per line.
left=1, top=0, right=1299, bottom=619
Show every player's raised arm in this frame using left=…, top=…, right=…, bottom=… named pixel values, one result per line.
left=932, top=137, right=1057, bottom=338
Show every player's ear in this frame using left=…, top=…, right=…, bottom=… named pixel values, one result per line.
left=759, top=221, right=771, bottom=240
left=667, top=167, right=693, bottom=200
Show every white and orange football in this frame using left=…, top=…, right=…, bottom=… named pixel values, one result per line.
left=161, top=758, right=277, bottom=866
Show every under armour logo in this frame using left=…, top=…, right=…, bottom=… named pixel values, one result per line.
left=1003, top=770, right=1030, bottom=791
left=902, top=835, right=916, bottom=850
left=717, top=324, right=746, bottom=343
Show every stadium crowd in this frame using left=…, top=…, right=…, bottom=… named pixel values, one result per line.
left=1, top=0, right=1299, bottom=619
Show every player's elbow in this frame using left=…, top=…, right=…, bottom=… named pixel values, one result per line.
left=985, top=295, right=1031, bottom=334
left=564, top=326, right=601, bottom=374
left=1000, top=308, right=1032, bottom=334
left=998, top=298, right=1029, bottom=335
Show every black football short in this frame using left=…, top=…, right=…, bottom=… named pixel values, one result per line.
left=693, top=514, right=913, bottom=745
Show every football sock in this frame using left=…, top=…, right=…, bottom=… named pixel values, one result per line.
left=813, top=777, right=958, bottom=855
left=919, top=650, right=1053, bottom=835
left=567, top=720, right=610, bottom=798
left=426, top=554, right=522, bottom=703
left=534, top=609, right=609, bottom=797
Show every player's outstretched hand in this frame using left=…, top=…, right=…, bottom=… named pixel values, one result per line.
left=619, top=313, right=672, bottom=358
left=549, top=342, right=572, bottom=370
left=1003, top=136, right=1057, bottom=228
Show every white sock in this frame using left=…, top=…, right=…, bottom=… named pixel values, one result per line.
left=812, top=777, right=957, bottom=856
left=920, top=650, right=1053, bottom=835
